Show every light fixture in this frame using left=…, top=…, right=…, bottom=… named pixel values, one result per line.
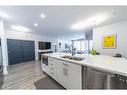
left=71, top=14, right=108, bottom=30
left=89, top=14, right=107, bottom=26
left=40, top=13, right=45, bottom=18
left=71, top=21, right=90, bottom=30
left=0, top=11, right=9, bottom=18
left=34, top=23, right=38, bottom=27
left=10, top=25, right=30, bottom=32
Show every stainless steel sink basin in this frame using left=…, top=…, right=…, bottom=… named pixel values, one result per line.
left=61, top=56, right=71, bottom=59
left=61, top=56, right=85, bottom=61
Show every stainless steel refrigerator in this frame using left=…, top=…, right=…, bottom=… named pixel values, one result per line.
left=0, top=40, right=4, bottom=89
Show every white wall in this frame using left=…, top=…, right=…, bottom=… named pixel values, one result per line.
left=5, top=30, right=57, bottom=62
left=93, top=20, right=127, bottom=58
left=0, top=20, right=8, bottom=75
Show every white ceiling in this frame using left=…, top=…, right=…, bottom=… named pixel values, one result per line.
left=1, top=6, right=127, bottom=38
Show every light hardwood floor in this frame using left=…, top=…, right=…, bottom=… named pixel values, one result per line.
left=2, top=60, right=47, bottom=89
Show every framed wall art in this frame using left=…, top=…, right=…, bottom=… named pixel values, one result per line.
left=102, top=34, right=117, bottom=49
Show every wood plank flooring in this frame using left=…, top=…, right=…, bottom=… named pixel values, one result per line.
left=2, top=60, right=47, bottom=89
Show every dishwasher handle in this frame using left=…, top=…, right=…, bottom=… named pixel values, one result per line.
left=91, top=68, right=114, bottom=77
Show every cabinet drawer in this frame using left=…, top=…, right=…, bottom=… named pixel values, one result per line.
left=42, top=64, right=49, bottom=74
left=48, top=57, right=55, bottom=67
left=49, top=71, right=54, bottom=75
left=49, top=62, right=54, bottom=67
left=49, top=70, right=56, bottom=79
left=48, top=57, right=55, bottom=62
left=49, top=67, right=54, bottom=71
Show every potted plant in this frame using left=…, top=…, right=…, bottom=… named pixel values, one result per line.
left=89, top=49, right=97, bottom=55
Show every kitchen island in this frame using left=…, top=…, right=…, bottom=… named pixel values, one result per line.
left=41, top=53, right=127, bottom=89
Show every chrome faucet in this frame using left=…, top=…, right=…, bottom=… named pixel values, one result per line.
left=72, top=48, right=76, bottom=56
left=71, top=40, right=76, bottom=56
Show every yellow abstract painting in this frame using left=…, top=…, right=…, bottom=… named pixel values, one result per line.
left=103, top=34, right=117, bottom=48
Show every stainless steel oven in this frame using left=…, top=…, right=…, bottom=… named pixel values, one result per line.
left=42, top=55, right=48, bottom=66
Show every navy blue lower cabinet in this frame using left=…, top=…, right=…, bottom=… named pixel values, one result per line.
left=7, top=39, right=24, bottom=65
left=8, top=52, right=14, bottom=65
left=7, top=39, right=35, bottom=65
left=23, top=40, right=35, bottom=62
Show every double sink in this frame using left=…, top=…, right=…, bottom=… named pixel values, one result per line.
left=61, top=55, right=85, bottom=61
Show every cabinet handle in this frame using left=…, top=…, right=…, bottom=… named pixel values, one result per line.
left=64, top=68, right=66, bottom=75
left=63, top=68, right=66, bottom=75
left=91, top=68, right=114, bottom=76
left=63, top=68, right=64, bottom=75
left=65, top=68, right=69, bottom=76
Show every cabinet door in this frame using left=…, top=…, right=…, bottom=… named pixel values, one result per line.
left=7, top=39, right=24, bottom=65
left=60, top=60, right=82, bottom=89
left=61, top=61, right=70, bottom=88
left=42, top=64, right=49, bottom=75
left=7, top=39, right=35, bottom=65
left=55, top=59, right=63, bottom=84
left=68, top=67, right=82, bottom=89
left=23, top=40, right=35, bottom=62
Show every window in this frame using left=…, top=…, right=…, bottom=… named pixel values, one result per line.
left=89, top=40, right=93, bottom=50
left=73, top=40, right=93, bottom=53
left=73, top=40, right=85, bottom=53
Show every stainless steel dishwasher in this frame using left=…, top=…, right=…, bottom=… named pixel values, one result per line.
left=108, top=74, right=127, bottom=89
left=85, top=67, right=109, bottom=89
left=82, top=66, right=87, bottom=89
left=84, top=67, right=127, bottom=89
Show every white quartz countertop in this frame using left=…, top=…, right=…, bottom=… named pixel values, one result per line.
left=42, top=53, right=127, bottom=77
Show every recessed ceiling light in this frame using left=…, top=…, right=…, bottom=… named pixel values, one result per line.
left=40, top=13, right=45, bottom=18
left=10, top=25, right=30, bottom=32
left=0, top=11, right=9, bottom=18
left=34, top=23, right=38, bottom=27
left=71, top=21, right=90, bottom=30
